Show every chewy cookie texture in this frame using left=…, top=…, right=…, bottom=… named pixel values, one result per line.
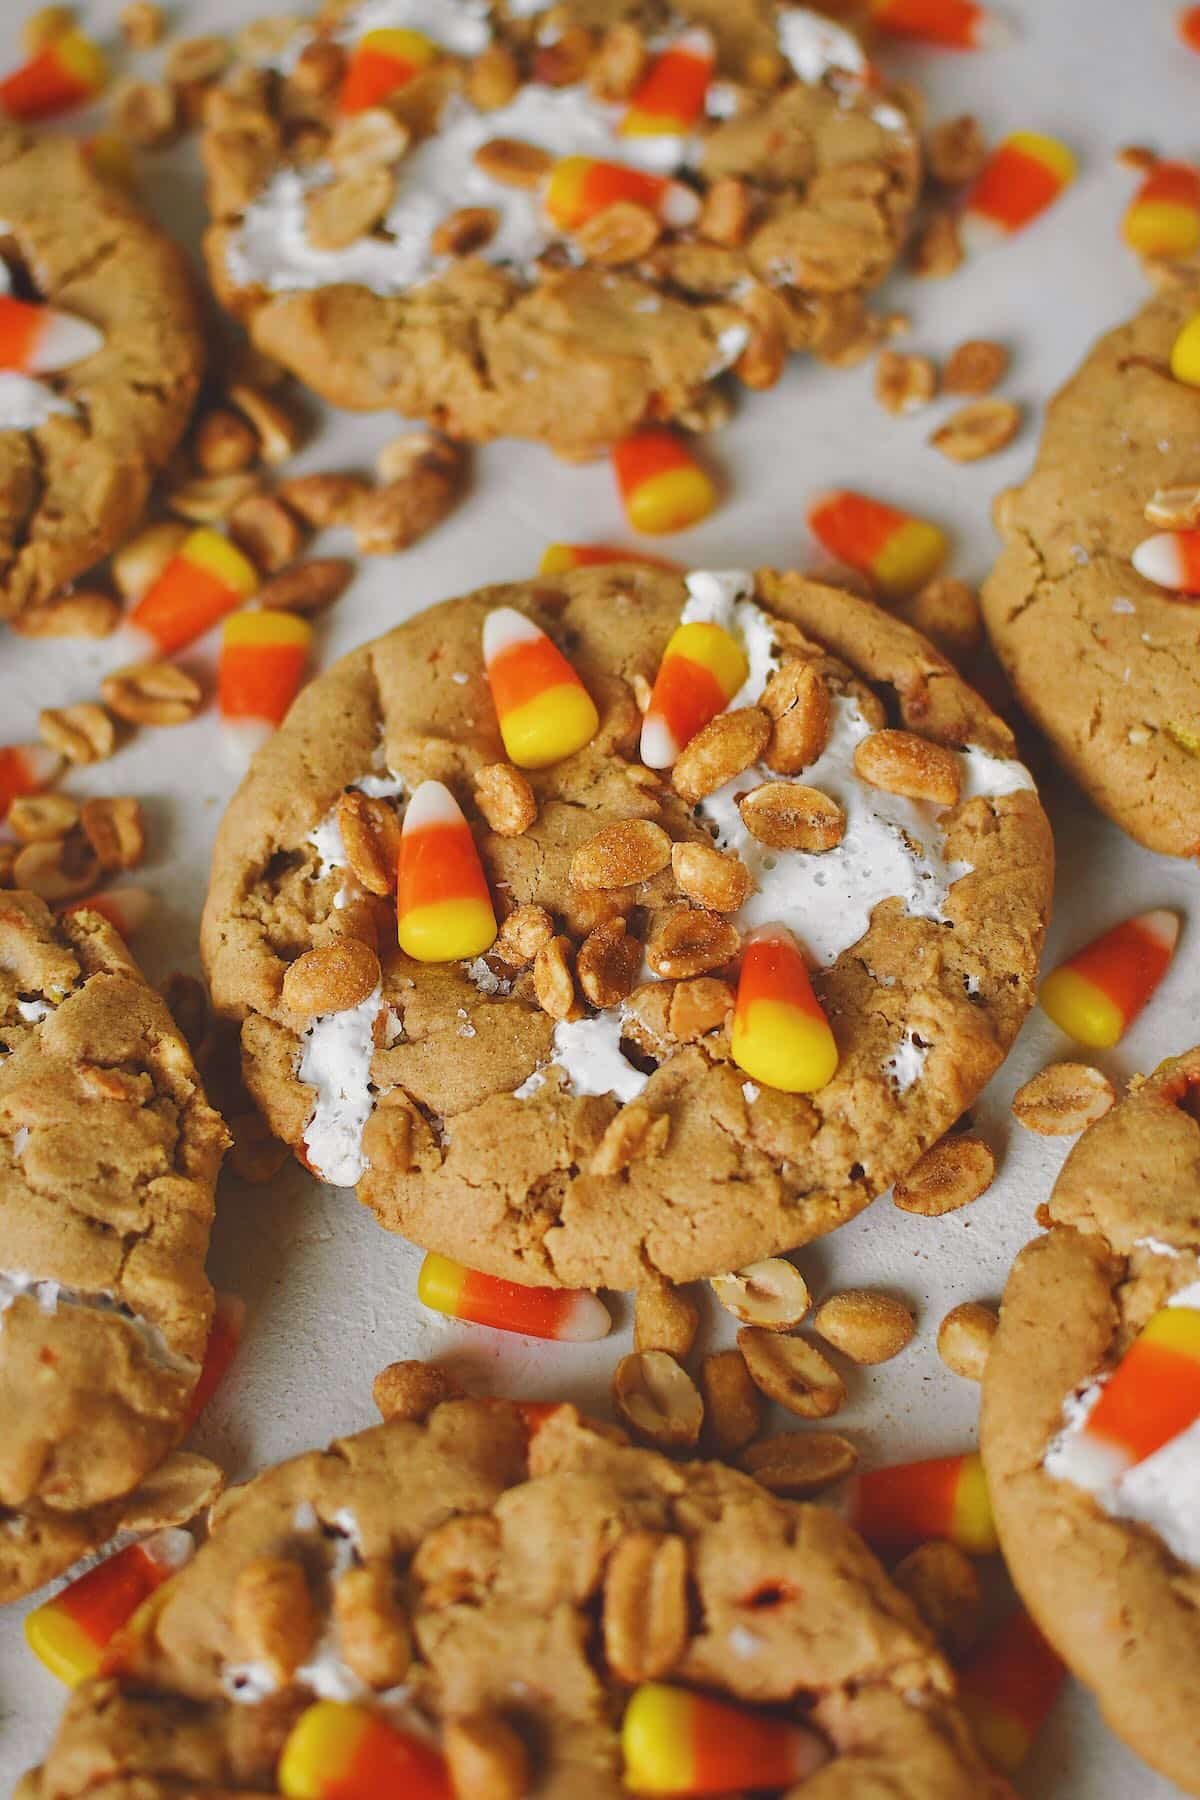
left=0, top=892, right=227, bottom=1602
left=19, top=1384, right=1009, bottom=1800
left=982, top=1046, right=1200, bottom=1796
left=201, top=563, right=1053, bottom=1290
left=202, top=0, right=921, bottom=457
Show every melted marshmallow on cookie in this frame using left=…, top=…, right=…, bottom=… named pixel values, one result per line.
left=0, top=1272, right=197, bottom=1376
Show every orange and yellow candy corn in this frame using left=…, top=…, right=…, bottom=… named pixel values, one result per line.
left=279, top=1700, right=453, bottom=1800
left=868, top=0, right=1008, bottom=48
left=482, top=606, right=599, bottom=769
left=0, top=294, right=103, bottom=373
left=959, top=1609, right=1065, bottom=1773
left=846, top=1450, right=998, bottom=1554
left=731, top=927, right=838, bottom=1096
left=1181, top=4, right=1200, bottom=52
left=219, top=610, right=312, bottom=764
left=24, top=1528, right=192, bottom=1685
left=396, top=780, right=496, bottom=962
left=62, top=887, right=154, bottom=940
left=621, top=1683, right=829, bottom=1795
left=963, top=132, right=1076, bottom=244
left=621, top=30, right=714, bottom=138
left=1132, top=529, right=1200, bottom=593
left=807, top=489, right=946, bottom=600
left=640, top=617, right=747, bottom=768
left=1059, top=1302, right=1200, bottom=1487
left=538, top=542, right=681, bottom=574
left=337, top=28, right=436, bottom=113
left=613, top=430, right=718, bottom=536
left=1123, top=161, right=1200, bottom=261
left=0, top=28, right=107, bottom=122
left=417, top=1252, right=612, bottom=1341
left=1039, top=909, right=1178, bottom=1048
left=0, top=742, right=58, bottom=820
left=544, top=156, right=700, bottom=232
left=122, top=528, right=259, bottom=659
left=183, top=1292, right=245, bottom=1430
left=1169, top=311, right=1200, bottom=385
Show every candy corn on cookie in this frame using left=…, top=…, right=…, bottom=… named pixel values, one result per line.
left=19, top=1374, right=1006, bottom=1800
left=982, top=1046, right=1200, bottom=1795
left=200, top=1, right=920, bottom=459
left=201, top=564, right=1052, bottom=1289
left=983, top=287, right=1200, bottom=857
left=0, top=893, right=228, bottom=1602
left=0, top=127, right=204, bottom=626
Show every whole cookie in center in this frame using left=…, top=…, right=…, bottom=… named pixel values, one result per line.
left=201, top=565, right=1052, bottom=1289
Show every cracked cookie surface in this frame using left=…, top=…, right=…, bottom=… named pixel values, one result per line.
left=0, top=894, right=228, bottom=1602
left=982, top=1046, right=1200, bottom=1796
left=200, top=564, right=1052, bottom=1289
left=982, top=289, right=1200, bottom=857
left=201, top=0, right=919, bottom=458
left=0, top=127, right=205, bottom=626
left=20, top=1391, right=1008, bottom=1799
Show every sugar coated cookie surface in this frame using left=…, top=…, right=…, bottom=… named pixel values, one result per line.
left=201, top=0, right=920, bottom=457
left=201, top=564, right=1052, bottom=1288
left=983, top=289, right=1200, bottom=857
left=982, top=1046, right=1200, bottom=1795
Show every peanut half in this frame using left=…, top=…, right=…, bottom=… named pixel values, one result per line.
left=893, top=1134, right=995, bottom=1216
left=710, top=1259, right=810, bottom=1329
left=937, top=1302, right=998, bottom=1381
left=811, top=1290, right=915, bottom=1365
left=1011, top=1062, right=1115, bottom=1135
left=602, top=1530, right=688, bottom=1682
left=737, top=1328, right=846, bottom=1418
left=612, top=1351, right=704, bottom=1448
left=738, top=1431, right=858, bottom=1496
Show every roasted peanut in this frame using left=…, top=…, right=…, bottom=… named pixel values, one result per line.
left=892, top=1540, right=982, bottom=1658
left=811, top=1290, right=915, bottom=1365
left=259, top=558, right=355, bottom=614
left=942, top=339, right=1008, bottom=396
left=494, top=903, right=554, bottom=967
left=1011, top=1062, right=1115, bottom=1135
left=334, top=1563, right=411, bottom=1688
left=194, top=407, right=260, bottom=476
left=102, top=663, right=203, bottom=727
left=282, top=938, right=381, bottom=1016
left=81, top=796, right=144, bottom=872
left=228, top=385, right=304, bottom=465
left=761, top=661, right=831, bottom=774
left=372, top=1360, right=463, bottom=1424
left=337, top=790, right=402, bottom=895
left=228, top=493, right=304, bottom=573
left=167, top=471, right=261, bottom=523
left=710, top=1259, right=810, bottom=1329
left=576, top=200, right=660, bottom=265
left=738, top=1431, right=858, bottom=1496
left=893, top=1134, right=995, bottom=1216
left=276, top=472, right=371, bottom=527
left=306, top=166, right=394, bottom=250
left=231, top=1556, right=315, bottom=1682
left=468, top=45, right=521, bottom=110
left=11, top=836, right=99, bottom=904
left=328, top=108, right=409, bottom=173
left=926, top=114, right=986, bottom=186
left=591, top=1102, right=669, bottom=1176
left=577, top=918, right=641, bottom=1009
left=645, top=907, right=739, bottom=980
left=38, top=703, right=115, bottom=766
left=737, top=1328, right=846, bottom=1418
left=473, top=138, right=553, bottom=188
left=672, top=707, right=770, bottom=804
left=432, top=205, right=500, bottom=257
left=930, top=399, right=1022, bottom=464
left=612, top=1351, right=703, bottom=1448
left=738, top=782, right=845, bottom=852
left=112, top=522, right=189, bottom=602
left=853, top=730, right=962, bottom=806
left=444, top=1715, right=528, bottom=1800
left=633, top=1277, right=699, bottom=1359
left=667, top=974, right=733, bottom=1040
left=937, top=1302, right=998, bottom=1381
left=875, top=349, right=938, bottom=415
left=111, top=77, right=178, bottom=149
left=671, top=840, right=752, bottom=912
left=602, top=1531, right=688, bottom=1682
left=533, top=934, right=578, bottom=1021
left=700, top=1349, right=762, bottom=1456
left=571, top=818, right=672, bottom=890
left=9, top=591, right=119, bottom=639
left=7, top=793, right=79, bottom=843
left=908, top=208, right=962, bottom=278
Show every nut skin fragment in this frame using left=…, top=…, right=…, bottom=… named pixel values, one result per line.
left=737, top=1328, right=846, bottom=1418
left=699, top=1349, right=762, bottom=1456
left=231, top=1556, right=316, bottom=1684
left=612, top=1351, right=704, bottom=1448
left=761, top=661, right=832, bottom=774
left=281, top=938, right=381, bottom=1016
left=334, top=1563, right=411, bottom=1688
left=937, top=1302, right=998, bottom=1381
left=738, top=782, right=845, bottom=852
left=602, top=1530, right=688, bottom=1682
left=943, top=340, right=1008, bottom=396
left=811, top=1290, right=915, bottom=1365
left=571, top=818, right=672, bottom=890
left=444, top=1716, right=529, bottom=1800
left=670, top=840, right=751, bottom=912
left=710, top=1259, right=811, bottom=1329
left=738, top=1431, right=858, bottom=1496
left=892, top=1541, right=982, bottom=1659
left=633, top=1278, right=699, bottom=1359
left=372, top=1361, right=463, bottom=1424
left=1011, top=1062, right=1116, bottom=1135
left=853, top=729, right=962, bottom=806
left=672, top=708, right=771, bottom=804
left=930, top=399, right=1022, bottom=464
left=893, top=1135, right=995, bottom=1216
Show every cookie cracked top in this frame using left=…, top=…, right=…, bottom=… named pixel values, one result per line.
left=982, top=1046, right=1200, bottom=1796
left=0, top=128, right=205, bottom=625
left=201, top=564, right=1052, bottom=1290
left=20, top=1389, right=1008, bottom=1800
left=0, top=893, right=228, bottom=1602
left=201, top=0, right=920, bottom=458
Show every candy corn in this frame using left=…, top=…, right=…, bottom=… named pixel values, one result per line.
left=1132, top=529, right=1200, bottom=594
left=279, top=1700, right=453, bottom=1800
left=122, top=529, right=259, bottom=659
left=621, top=30, right=714, bottom=139
left=731, top=927, right=838, bottom=1096
left=613, top=431, right=718, bottom=536
left=396, top=780, right=496, bottom=962
left=337, top=28, right=436, bottom=113
left=183, top=1292, right=245, bottom=1431
left=1181, top=5, right=1200, bottom=53
left=867, top=0, right=1009, bottom=48
left=0, top=28, right=107, bottom=122
left=1169, top=311, right=1200, bottom=385
left=61, top=887, right=154, bottom=940
left=1056, top=1302, right=1200, bottom=1488
left=962, top=132, right=1076, bottom=245
left=0, top=742, right=58, bottom=820
left=482, top=606, right=599, bottom=769
left=538, top=543, right=682, bottom=574
left=417, top=1252, right=612, bottom=1341
left=1122, top=161, right=1200, bottom=261
left=544, top=156, right=700, bottom=233
left=640, top=618, right=748, bottom=767
left=0, top=295, right=103, bottom=374
left=1039, top=910, right=1179, bottom=1048
left=24, top=1529, right=192, bottom=1686
left=959, top=1610, right=1066, bottom=1773
left=219, top=610, right=312, bottom=765
left=807, top=489, right=946, bottom=600
left=621, top=1683, right=829, bottom=1796
left=845, top=1450, right=998, bottom=1555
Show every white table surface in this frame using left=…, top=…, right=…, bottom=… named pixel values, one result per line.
left=0, top=1, right=1197, bottom=1792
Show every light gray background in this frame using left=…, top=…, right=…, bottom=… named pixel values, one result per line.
left=1, top=2, right=1197, bottom=1793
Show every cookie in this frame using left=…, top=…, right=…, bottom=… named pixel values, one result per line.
left=982, top=288, right=1200, bottom=858
left=0, top=127, right=205, bottom=626
left=0, top=893, right=228, bottom=1602
left=20, top=1380, right=1008, bottom=1799
left=200, top=564, right=1052, bottom=1289
left=200, top=1, right=920, bottom=458
left=981, top=1046, right=1200, bottom=1795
